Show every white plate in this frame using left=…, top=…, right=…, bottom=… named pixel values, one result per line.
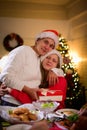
left=56, top=108, right=79, bottom=117
left=6, top=124, right=32, bottom=130
left=0, top=104, right=44, bottom=124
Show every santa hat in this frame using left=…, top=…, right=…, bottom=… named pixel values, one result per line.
left=35, top=30, right=59, bottom=47
left=41, top=49, right=63, bottom=67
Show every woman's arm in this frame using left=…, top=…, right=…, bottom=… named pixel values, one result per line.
left=22, top=85, right=39, bottom=100
left=9, top=88, right=32, bottom=103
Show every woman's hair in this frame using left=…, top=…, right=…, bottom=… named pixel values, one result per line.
left=56, top=55, right=61, bottom=68
left=39, top=63, right=49, bottom=88
left=72, top=116, right=87, bottom=130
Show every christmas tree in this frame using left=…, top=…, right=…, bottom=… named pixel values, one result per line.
left=56, top=34, right=85, bottom=109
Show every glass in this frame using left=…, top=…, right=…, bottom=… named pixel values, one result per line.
left=32, top=101, right=59, bottom=119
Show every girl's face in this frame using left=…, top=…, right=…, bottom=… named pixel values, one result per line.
left=35, top=38, right=55, bottom=56
left=42, top=54, right=59, bottom=70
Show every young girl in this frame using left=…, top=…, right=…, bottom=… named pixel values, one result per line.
left=39, top=50, right=67, bottom=108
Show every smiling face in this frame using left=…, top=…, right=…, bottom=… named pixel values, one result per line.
left=35, top=38, right=55, bottom=56
left=42, top=54, right=59, bottom=71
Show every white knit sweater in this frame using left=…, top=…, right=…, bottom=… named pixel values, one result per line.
left=0, top=45, right=41, bottom=105
left=0, top=45, right=42, bottom=90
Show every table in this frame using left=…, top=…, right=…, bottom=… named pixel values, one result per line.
left=0, top=104, right=64, bottom=130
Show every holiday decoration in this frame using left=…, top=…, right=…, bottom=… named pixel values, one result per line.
left=3, top=33, right=24, bottom=51
left=56, top=34, right=85, bottom=109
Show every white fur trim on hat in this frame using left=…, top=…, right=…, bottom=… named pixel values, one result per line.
left=41, top=49, right=63, bottom=67
left=35, top=30, right=59, bottom=47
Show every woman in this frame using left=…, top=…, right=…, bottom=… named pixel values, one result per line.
left=3, top=50, right=67, bottom=108
left=0, top=29, right=61, bottom=106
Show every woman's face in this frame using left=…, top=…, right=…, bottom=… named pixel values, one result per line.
left=35, top=38, right=55, bottom=56
left=42, top=54, right=59, bottom=70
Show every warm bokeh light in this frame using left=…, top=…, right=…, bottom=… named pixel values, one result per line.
left=69, top=51, right=82, bottom=65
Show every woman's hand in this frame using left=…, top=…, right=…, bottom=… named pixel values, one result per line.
left=0, top=83, right=8, bottom=96
left=47, top=70, right=59, bottom=86
left=22, top=86, right=39, bottom=100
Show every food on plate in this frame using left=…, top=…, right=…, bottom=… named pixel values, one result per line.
left=56, top=118, right=73, bottom=129
left=10, top=113, right=21, bottom=119
left=61, top=111, right=76, bottom=116
left=56, top=109, right=78, bottom=117
left=9, top=107, right=37, bottom=122
left=13, top=108, right=29, bottom=114
left=41, top=102, right=54, bottom=108
left=18, top=114, right=29, bottom=122
left=55, top=113, right=79, bottom=130
left=28, top=112, right=38, bottom=120
left=67, top=113, right=78, bottom=122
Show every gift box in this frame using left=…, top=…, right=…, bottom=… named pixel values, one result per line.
left=38, top=89, right=63, bottom=101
